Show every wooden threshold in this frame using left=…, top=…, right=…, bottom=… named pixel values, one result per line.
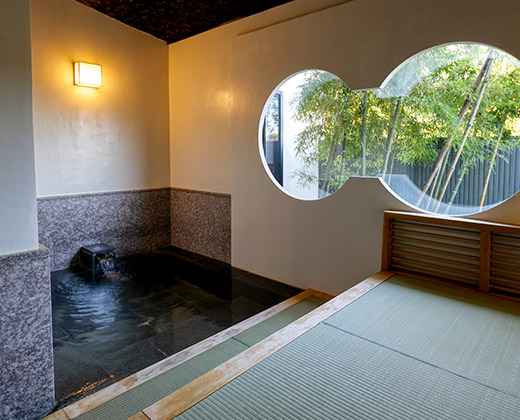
left=44, top=410, right=71, bottom=420
left=128, top=413, right=152, bottom=420
left=48, top=288, right=328, bottom=419
left=141, top=271, right=393, bottom=419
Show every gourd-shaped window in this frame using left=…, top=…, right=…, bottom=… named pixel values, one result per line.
left=259, top=43, right=520, bottom=214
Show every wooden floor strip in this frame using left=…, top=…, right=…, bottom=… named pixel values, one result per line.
left=44, top=410, right=71, bottom=420
left=128, top=412, right=152, bottom=420
left=142, top=271, right=393, bottom=419
left=50, top=289, right=320, bottom=419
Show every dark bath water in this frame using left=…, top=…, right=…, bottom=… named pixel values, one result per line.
left=52, top=246, right=301, bottom=408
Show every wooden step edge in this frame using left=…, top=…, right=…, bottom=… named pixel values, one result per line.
left=50, top=288, right=321, bottom=419
left=43, top=410, right=71, bottom=420
left=141, top=271, right=393, bottom=420
left=306, top=289, right=335, bottom=301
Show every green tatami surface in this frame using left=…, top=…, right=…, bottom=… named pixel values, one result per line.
left=75, top=295, right=326, bottom=420
left=325, top=274, right=520, bottom=398
left=179, top=322, right=520, bottom=420
left=179, top=274, right=520, bottom=419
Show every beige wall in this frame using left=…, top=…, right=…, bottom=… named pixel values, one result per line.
left=169, top=0, right=520, bottom=295
left=168, top=0, right=346, bottom=193
left=31, top=0, right=170, bottom=197
left=0, top=0, right=39, bottom=254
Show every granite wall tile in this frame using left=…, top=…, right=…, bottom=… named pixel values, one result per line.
left=38, top=188, right=171, bottom=271
left=171, top=188, right=231, bottom=263
left=0, top=246, right=54, bottom=419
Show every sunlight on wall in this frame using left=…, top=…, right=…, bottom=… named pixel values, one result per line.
left=31, top=0, right=169, bottom=196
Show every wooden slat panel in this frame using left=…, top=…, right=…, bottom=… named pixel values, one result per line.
left=392, top=242, right=479, bottom=261
left=391, top=249, right=479, bottom=269
left=392, top=220, right=480, bottom=237
left=491, top=250, right=520, bottom=259
left=385, top=210, right=520, bottom=235
left=490, top=284, right=520, bottom=294
left=391, top=265, right=478, bottom=286
left=392, top=228, right=480, bottom=245
left=490, top=259, right=520, bottom=270
left=490, top=266, right=520, bottom=277
left=491, top=242, right=520, bottom=252
left=392, top=236, right=479, bottom=253
left=492, top=234, right=520, bottom=243
left=480, top=231, right=491, bottom=292
left=489, top=276, right=520, bottom=288
left=385, top=211, right=520, bottom=298
left=391, top=256, right=479, bottom=277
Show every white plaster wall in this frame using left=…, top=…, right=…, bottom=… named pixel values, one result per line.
left=176, top=0, right=520, bottom=295
left=230, top=0, right=520, bottom=294
left=31, top=0, right=170, bottom=197
left=168, top=0, right=347, bottom=193
left=0, top=0, right=39, bottom=254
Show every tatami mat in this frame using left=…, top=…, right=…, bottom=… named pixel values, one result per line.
left=233, top=295, right=327, bottom=347
left=178, top=322, right=520, bottom=419
left=324, top=275, right=520, bottom=398
left=74, top=295, right=327, bottom=420
left=76, top=340, right=248, bottom=420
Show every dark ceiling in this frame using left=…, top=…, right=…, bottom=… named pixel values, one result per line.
left=74, top=0, right=295, bottom=44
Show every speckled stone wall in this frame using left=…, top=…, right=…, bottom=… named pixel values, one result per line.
left=38, top=188, right=171, bottom=271
left=171, top=188, right=231, bottom=263
left=0, top=245, right=54, bottom=419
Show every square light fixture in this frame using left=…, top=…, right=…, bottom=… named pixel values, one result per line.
left=74, top=62, right=102, bottom=88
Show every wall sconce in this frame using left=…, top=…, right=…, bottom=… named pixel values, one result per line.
left=74, top=62, right=102, bottom=88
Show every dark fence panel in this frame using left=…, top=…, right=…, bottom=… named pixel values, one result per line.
left=390, top=145, right=520, bottom=209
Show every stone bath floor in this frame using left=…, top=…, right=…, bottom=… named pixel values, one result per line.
left=51, top=246, right=301, bottom=409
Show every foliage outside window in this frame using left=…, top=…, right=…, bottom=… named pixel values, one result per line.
left=259, top=43, right=520, bottom=214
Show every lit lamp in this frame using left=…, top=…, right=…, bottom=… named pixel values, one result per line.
left=74, top=62, right=102, bottom=88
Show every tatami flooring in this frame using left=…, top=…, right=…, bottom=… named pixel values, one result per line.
left=47, top=270, right=520, bottom=419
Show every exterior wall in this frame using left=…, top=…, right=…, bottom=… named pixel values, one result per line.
left=171, top=189, right=231, bottom=263
left=0, top=247, right=53, bottom=419
left=169, top=0, right=520, bottom=295
left=38, top=188, right=171, bottom=271
left=31, top=0, right=170, bottom=197
left=0, top=0, right=38, bottom=254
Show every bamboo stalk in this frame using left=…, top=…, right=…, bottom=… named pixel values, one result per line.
left=416, top=48, right=495, bottom=207
left=382, top=97, right=403, bottom=177
left=360, top=91, right=368, bottom=176
left=480, top=121, right=506, bottom=210
left=434, top=49, right=496, bottom=211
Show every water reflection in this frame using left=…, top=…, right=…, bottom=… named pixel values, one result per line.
left=51, top=250, right=300, bottom=408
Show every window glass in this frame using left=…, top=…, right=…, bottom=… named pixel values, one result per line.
left=260, top=44, right=520, bottom=214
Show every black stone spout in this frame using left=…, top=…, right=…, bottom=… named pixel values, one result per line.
left=79, top=243, right=116, bottom=274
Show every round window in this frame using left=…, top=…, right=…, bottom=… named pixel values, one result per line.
left=259, top=44, right=520, bottom=214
